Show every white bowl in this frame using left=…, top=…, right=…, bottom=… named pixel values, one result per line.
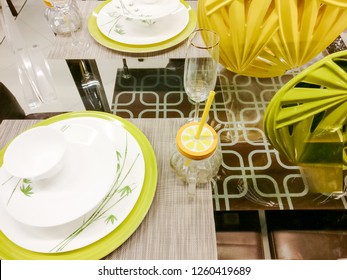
left=3, top=126, right=68, bottom=181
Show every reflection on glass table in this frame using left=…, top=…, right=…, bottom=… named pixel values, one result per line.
left=110, top=58, right=347, bottom=211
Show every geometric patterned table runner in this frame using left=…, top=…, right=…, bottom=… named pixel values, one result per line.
left=111, top=60, right=347, bottom=211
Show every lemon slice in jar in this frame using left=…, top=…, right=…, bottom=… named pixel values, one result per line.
left=176, top=122, right=218, bottom=160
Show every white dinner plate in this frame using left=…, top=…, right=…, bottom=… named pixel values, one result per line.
left=0, top=124, right=117, bottom=228
left=97, top=1, right=189, bottom=45
left=0, top=117, right=145, bottom=253
left=112, top=0, right=181, bottom=20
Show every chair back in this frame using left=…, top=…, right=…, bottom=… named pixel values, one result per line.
left=0, top=82, right=25, bottom=123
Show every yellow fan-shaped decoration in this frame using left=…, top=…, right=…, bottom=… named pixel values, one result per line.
left=263, top=50, right=347, bottom=193
left=198, top=0, right=347, bottom=77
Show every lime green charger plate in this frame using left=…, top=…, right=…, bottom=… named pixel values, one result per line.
left=88, top=0, right=197, bottom=53
left=0, top=111, right=158, bottom=259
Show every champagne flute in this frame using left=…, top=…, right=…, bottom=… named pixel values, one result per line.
left=184, top=29, right=220, bottom=122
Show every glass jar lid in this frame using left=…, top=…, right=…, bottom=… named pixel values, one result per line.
left=43, top=0, right=53, bottom=7
left=176, top=122, right=218, bottom=160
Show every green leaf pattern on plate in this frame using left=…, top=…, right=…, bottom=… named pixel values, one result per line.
left=2, top=177, right=33, bottom=205
left=101, top=4, right=156, bottom=37
left=49, top=132, right=140, bottom=252
left=105, top=214, right=117, bottom=225
left=20, top=184, right=34, bottom=197
left=103, top=11, right=126, bottom=36
left=116, top=0, right=153, bottom=19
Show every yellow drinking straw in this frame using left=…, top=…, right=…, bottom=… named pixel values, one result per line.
left=195, top=90, right=216, bottom=139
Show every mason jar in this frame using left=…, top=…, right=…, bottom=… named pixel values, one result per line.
left=45, top=0, right=82, bottom=35
left=170, top=122, right=222, bottom=187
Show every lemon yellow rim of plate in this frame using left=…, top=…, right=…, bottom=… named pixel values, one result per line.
left=88, top=0, right=197, bottom=53
left=0, top=111, right=157, bottom=260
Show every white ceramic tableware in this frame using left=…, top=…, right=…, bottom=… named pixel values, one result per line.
left=0, top=124, right=118, bottom=228
left=112, top=0, right=180, bottom=20
left=97, top=1, right=188, bottom=45
left=3, top=126, right=68, bottom=181
left=0, top=116, right=145, bottom=253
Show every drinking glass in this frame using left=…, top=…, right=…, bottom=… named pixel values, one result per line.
left=49, top=0, right=88, bottom=48
left=184, top=29, right=220, bottom=122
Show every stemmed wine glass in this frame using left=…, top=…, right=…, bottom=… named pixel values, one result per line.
left=184, top=29, right=220, bottom=122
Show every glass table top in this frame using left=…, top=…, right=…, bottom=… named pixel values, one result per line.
left=66, top=57, right=346, bottom=211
